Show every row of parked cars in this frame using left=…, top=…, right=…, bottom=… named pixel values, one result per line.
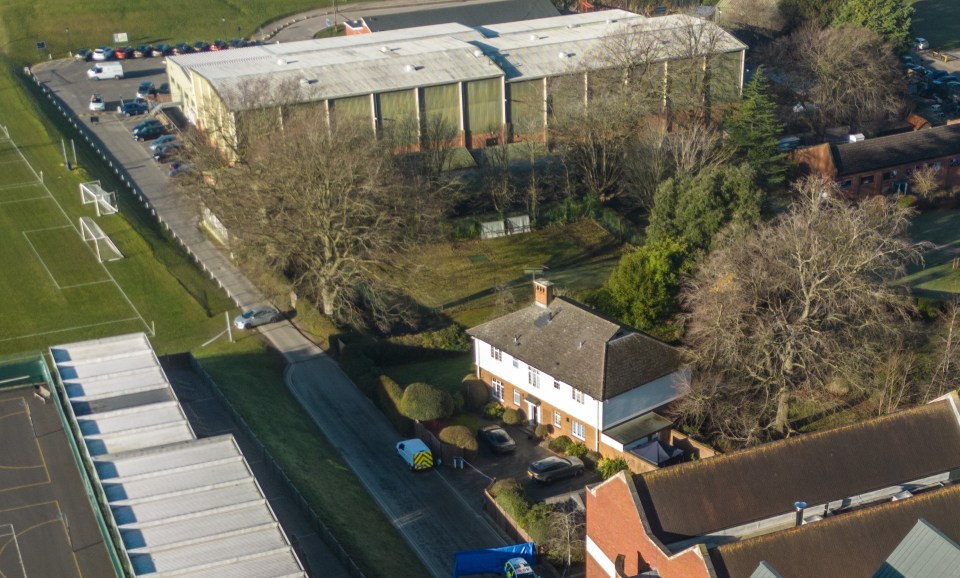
left=75, top=39, right=259, bottom=62
left=905, top=59, right=960, bottom=100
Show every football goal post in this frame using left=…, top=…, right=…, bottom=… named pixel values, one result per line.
left=80, top=181, right=118, bottom=216
left=80, top=217, right=123, bottom=262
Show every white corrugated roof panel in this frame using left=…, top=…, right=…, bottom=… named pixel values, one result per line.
left=95, top=436, right=241, bottom=480
left=111, top=481, right=265, bottom=525
left=84, top=422, right=196, bottom=456
left=477, top=8, right=644, bottom=35
left=78, top=401, right=185, bottom=436
left=50, top=332, right=153, bottom=363
left=64, top=366, right=169, bottom=401
left=149, top=550, right=304, bottom=578
left=121, top=503, right=277, bottom=550
left=129, top=526, right=292, bottom=574
left=104, top=459, right=251, bottom=501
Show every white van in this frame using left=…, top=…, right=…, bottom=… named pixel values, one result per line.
left=396, top=439, right=433, bottom=471
left=87, top=62, right=123, bottom=80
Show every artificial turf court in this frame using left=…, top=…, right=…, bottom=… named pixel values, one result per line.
left=0, top=384, right=116, bottom=578
left=0, top=130, right=149, bottom=348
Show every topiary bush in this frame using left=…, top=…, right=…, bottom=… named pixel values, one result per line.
left=584, top=450, right=603, bottom=469
left=375, top=375, right=414, bottom=437
left=548, top=435, right=573, bottom=454
left=566, top=441, right=588, bottom=458
left=439, top=425, right=479, bottom=452
left=483, top=402, right=505, bottom=420
left=534, top=423, right=552, bottom=440
left=597, top=456, right=630, bottom=479
left=494, top=485, right=530, bottom=521
left=502, top=407, right=525, bottom=426
left=400, top=382, right=455, bottom=422
left=489, top=478, right=524, bottom=498
left=461, top=378, right=489, bottom=411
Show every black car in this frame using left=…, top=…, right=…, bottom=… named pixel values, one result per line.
left=133, top=118, right=162, bottom=131
left=527, top=456, right=584, bottom=483
left=134, top=45, right=153, bottom=58
left=118, top=101, right=149, bottom=116
left=153, top=142, right=182, bottom=162
left=152, top=44, right=172, bottom=57
left=137, top=81, right=156, bottom=99
left=157, top=82, right=170, bottom=95
left=211, top=39, right=228, bottom=51
left=74, top=48, right=92, bottom=61
left=133, top=124, right=165, bottom=141
left=192, top=41, right=210, bottom=52
left=173, top=42, right=193, bottom=55
left=479, top=425, right=517, bottom=454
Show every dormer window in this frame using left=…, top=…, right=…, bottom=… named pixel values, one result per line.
left=490, top=345, right=502, bottom=361
left=572, top=389, right=584, bottom=404
left=528, top=367, right=540, bottom=388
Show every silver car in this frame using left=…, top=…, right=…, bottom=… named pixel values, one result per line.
left=233, top=306, right=281, bottom=329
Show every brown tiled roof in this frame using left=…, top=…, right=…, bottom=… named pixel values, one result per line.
left=709, top=484, right=960, bottom=578
left=832, top=123, right=960, bottom=176
left=467, top=297, right=682, bottom=400
left=633, top=399, right=960, bottom=544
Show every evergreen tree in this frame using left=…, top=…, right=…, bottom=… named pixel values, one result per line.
left=604, top=238, right=688, bottom=332
left=833, top=0, right=913, bottom=51
left=723, top=68, right=789, bottom=189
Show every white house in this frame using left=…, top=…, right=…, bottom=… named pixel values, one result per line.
left=467, top=280, right=690, bottom=465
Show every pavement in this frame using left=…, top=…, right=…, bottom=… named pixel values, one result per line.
left=29, top=55, right=508, bottom=578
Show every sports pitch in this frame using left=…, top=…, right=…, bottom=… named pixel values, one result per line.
left=0, top=128, right=150, bottom=348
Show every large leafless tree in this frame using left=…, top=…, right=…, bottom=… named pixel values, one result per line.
left=763, top=25, right=908, bottom=134
left=183, top=114, right=441, bottom=331
left=679, top=176, right=921, bottom=446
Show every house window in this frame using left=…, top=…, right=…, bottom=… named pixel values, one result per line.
left=882, top=171, right=896, bottom=181
left=860, top=175, right=874, bottom=185
left=839, top=179, right=852, bottom=188
left=514, top=390, right=521, bottom=406
left=950, top=158, right=960, bottom=167
left=512, top=359, right=519, bottom=369
left=528, top=367, right=540, bottom=388
left=554, top=411, right=562, bottom=427
left=554, top=379, right=561, bottom=390
left=492, top=379, right=504, bottom=401
left=572, top=421, right=585, bottom=440
left=490, top=346, right=502, bottom=361
left=572, top=389, right=584, bottom=404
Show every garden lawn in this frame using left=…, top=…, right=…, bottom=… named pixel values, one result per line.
left=195, top=337, right=427, bottom=578
left=381, top=353, right=473, bottom=394
left=393, top=220, right=623, bottom=327
left=903, top=209, right=960, bottom=296
left=0, top=64, right=234, bottom=355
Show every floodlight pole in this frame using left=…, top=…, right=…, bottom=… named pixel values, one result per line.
left=226, top=311, right=234, bottom=343
left=71, top=139, right=77, bottom=166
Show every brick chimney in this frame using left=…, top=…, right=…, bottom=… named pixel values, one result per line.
left=534, top=279, right=554, bottom=307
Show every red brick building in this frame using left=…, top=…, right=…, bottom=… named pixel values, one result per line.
left=795, top=122, right=960, bottom=198
left=585, top=393, right=960, bottom=577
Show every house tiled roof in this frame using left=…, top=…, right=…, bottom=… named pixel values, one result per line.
left=709, top=484, right=960, bottom=578
left=467, top=296, right=682, bottom=400
left=362, top=0, right=559, bottom=32
left=632, top=398, right=960, bottom=544
left=832, top=123, right=960, bottom=176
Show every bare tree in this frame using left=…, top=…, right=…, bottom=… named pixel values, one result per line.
left=929, top=300, right=960, bottom=400
left=680, top=176, right=920, bottom=446
left=763, top=25, right=908, bottom=134
left=182, top=115, right=436, bottom=331
left=546, top=502, right=585, bottom=573
left=479, top=145, right=518, bottom=215
left=911, top=164, right=942, bottom=199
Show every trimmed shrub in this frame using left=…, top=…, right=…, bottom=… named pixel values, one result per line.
left=439, top=425, right=479, bottom=452
left=375, top=375, right=413, bottom=437
left=461, top=378, right=489, bottom=411
left=534, top=424, right=552, bottom=440
left=494, top=486, right=530, bottom=521
left=896, top=194, right=918, bottom=210
left=520, top=503, right=553, bottom=544
left=566, top=442, right=588, bottom=458
left=489, top=478, right=524, bottom=498
left=420, top=325, right=471, bottom=352
left=597, top=456, right=630, bottom=479
left=502, top=407, right=525, bottom=426
left=452, top=391, right=465, bottom=414
left=548, top=435, right=573, bottom=453
left=585, top=450, right=603, bottom=469
left=483, top=402, right=505, bottom=420
left=400, top=382, right=455, bottom=422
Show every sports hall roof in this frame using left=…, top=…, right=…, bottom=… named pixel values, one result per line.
left=50, top=332, right=305, bottom=577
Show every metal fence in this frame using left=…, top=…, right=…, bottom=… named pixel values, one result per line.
left=186, top=354, right=366, bottom=578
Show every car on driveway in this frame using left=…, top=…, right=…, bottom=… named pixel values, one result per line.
left=149, top=134, right=177, bottom=151
left=136, top=81, right=155, bottom=99
left=89, top=94, right=105, bottom=112
left=118, top=100, right=149, bottom=116
left=479, top=425, right=517, bottom=454
left=153, top=142, right=181, bottom=162
left=527, top=456, right=583, bottom=483
left=234, top=305, right=282, bottom=329
left=132, top=123, right=165, bottom=141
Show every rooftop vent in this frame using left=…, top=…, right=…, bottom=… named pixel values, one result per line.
left=892, top=490, right=914, bottom=501
left=277, top=58, right=287, bottom=66
left=473, top=49, right=484, bottom=58
left=566, top=23, right=580, bottom=29
left=529, top=34, right=540, bottom=41
left=793, top=501, right=807, bottom=527
left=405, top=64, right=418, bottom=72
left=558, top=51, right=568, bottom=60
left=606, top=18, right=618, bottom=24
left=299, top=78, right=317, bottom=87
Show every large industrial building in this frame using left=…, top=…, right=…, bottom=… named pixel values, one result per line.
left=166, top=10, right=746, bottom=156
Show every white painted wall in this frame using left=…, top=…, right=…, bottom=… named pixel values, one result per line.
left=600, top=368, right=690, bottom=430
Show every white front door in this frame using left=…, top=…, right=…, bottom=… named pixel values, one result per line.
left=527, top=402, right=539, bottom=426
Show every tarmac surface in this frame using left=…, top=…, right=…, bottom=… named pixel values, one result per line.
left=0, top=385, right=115, bottom=578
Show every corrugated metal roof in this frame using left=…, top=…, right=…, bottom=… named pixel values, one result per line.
left=51, top=333, right=306, bottom=578
left=170, top=11, right=744, bottom=110
left=875, top=519, right=960, bottom=578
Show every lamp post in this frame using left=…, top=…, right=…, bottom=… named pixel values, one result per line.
left=65, top=27, right=71, bottom=51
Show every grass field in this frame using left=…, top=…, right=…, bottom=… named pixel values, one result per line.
left=195, top=338, right=428, bottom=578
left=904, top=208, right=960, bottom=296
left=393, top=220, right=623, bottom=327
left=911, top=0, right=960, bottom=51
left=0, top=64, right=235, bottom=355
left=0, top=0, right=337, bottom=64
